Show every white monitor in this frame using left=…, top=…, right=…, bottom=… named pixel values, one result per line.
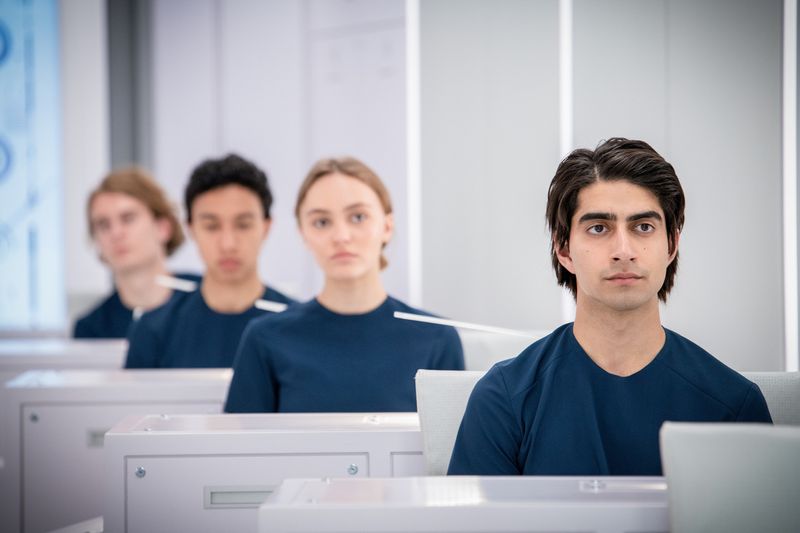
left=104, top=412, right=424, bottom=533
left=259, top=476, right=669, bottom=533
left=0, top=339, right=126, bottom=384
left=0, top=368, right=230, bottom=533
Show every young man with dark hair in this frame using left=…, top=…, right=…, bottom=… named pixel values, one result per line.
left=448, top=138, right=772, bottom=476
left=125, top=154, right=295, bottom=368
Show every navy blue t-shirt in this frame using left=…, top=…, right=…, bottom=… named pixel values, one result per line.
left=73, top=273, right=202, bottom=339
left=125, top=285, right=295, bottom=368
left=448, top=323, right=772, bottom=476
left=224, top=296, right=465, bottom=413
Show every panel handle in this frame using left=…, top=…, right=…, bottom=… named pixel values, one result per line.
left=204, top=486, right=275, bottom=509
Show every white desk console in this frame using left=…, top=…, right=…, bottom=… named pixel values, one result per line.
left=0, top=339, right=126, bottom=384
left=103, top=412, right=424, bottom=533
left=259, top=476, right=669, bottom=533
left=0, top=369, right=230, bottom=533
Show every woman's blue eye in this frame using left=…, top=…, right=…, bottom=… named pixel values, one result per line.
left=351, top=213, right=366, bottom=223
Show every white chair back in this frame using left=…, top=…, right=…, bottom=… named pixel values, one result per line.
left=742, top=371, right=800, bottom=425
left=414, top=369, right=485, bottom=475
left=458, top=329, right=543, bottom=370
left=660, top=422, right=800, bottom=533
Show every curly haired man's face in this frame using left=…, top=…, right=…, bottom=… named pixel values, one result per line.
left=189, top=184, right=270, bottom=284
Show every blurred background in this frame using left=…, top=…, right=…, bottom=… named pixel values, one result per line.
left=0, top=0, right=795, bottom=372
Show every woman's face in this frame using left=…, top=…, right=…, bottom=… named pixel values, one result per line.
left=90, top=192, right=170, bottom=274
left=298, top=173, right=393, bottom=283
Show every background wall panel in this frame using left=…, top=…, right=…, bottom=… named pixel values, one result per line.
left=573, top=0, right=783, bottom=370
left=420, top=0, right=563, bottom=331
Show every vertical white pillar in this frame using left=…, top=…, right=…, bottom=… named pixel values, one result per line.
left=783, top=0, right=798, bottom=371
left=406, top=0, right=422, bottom=307
left=559, top=0, right=576, bottom=323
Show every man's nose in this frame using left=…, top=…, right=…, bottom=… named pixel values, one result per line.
left=612, top=230, right=636, bottom=262
left=220, top=227, right=237, bottom=250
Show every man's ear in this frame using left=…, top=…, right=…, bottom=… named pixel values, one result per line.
left=156, top=217, right=172, bottom=246
left=260, top=218, right=272, bottom=241
left=668, top=230, right=681, bottom=264
left=555, top=239, right=575, bottom=274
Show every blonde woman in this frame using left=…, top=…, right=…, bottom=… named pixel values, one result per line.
left=225, top=157, right=464, bottom=412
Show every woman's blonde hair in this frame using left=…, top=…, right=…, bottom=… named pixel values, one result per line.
left=295, top=157, right=393, bottom=269
left=87, top=167, right=185, bottom=256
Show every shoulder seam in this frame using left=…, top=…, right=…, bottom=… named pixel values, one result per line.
left=663, top=363, right=738, bottom=416
left=733, top=383, right=758, bottom=420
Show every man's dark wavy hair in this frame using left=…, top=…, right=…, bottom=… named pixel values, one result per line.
left=545, top=138, right=685, bottom=302
left=185, top=154, right=272, bottom=222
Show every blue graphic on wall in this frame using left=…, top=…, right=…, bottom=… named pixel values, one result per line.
left=0, top=20, right=10, bottom=65
left=0, top=0, right=65, bottom=331
left=0, top=137, right=11, bottom=182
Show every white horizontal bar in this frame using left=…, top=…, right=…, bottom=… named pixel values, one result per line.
left=155, top=274, right=197, bottom=293
left=157, top=275, right=288, bottom=313
left=393, top=311, right=536, bottom=338
left=254, top=299, right=289, bottom=313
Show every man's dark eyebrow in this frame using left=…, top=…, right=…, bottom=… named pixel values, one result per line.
left=197, top=213, right=220, bottom=221
left=627, top=211, right=663, bottom=222
left=578, top=212, right=615, bottom=223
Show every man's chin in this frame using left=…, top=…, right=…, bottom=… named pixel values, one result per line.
left=604, top=293, right=655, bottom=313
left=111, top=258, right=148, bottom=276
left=207, top=268, right=250, bottom=284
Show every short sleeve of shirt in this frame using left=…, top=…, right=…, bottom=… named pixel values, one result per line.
left=72, top=317, right=96, bottom=338
left=447, top=366, right=522, bottom=475
left=125, top=315, right=162, bottom=368
left=736, top=383, right=773, bottom=423
left=225, top=322, right=278, bottom=413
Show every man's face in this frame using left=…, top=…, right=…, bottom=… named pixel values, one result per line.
left=188, top=184, right=270, bottom=285
left=556, top=180, right=678, bottom=313
left=90, top=192, right=170, bottom=274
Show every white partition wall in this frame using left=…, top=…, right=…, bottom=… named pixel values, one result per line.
left=103, top=412, right=424, bottom=533
left=419, top=0, right=564, bottom=332
left=0, top=369, right=230, bottom=533
left=259, top=476, right=669, bottom=533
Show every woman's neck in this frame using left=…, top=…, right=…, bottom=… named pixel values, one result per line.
left=317, top=272, right=387, bottom=314
left=115, top=261, right=172, bottom=311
